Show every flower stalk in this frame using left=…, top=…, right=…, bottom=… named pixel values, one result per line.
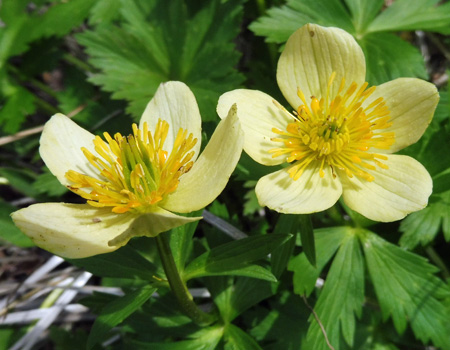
left=155, top=232, right=216, bottom=326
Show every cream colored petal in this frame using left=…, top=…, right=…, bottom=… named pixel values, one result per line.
left=11, top=203, right=137, bottom=259
left=277, top=23, right=366, bottom=110
left=341, top=154, right=432, bottom=222
left=140, top=81, right=202, bottom=159
left=108, top=207, right=202, bottom=246
left=162, top=105, right=244, bottom=213
left=217, top=89, right=293, bottom=166
left=40, top=114, right=98, bottom=186
left=255, top=162, right=342, bottom=214
left=363, top=78, right=439, bottom=153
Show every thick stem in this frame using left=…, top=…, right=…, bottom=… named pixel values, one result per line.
left=155, top=233, right=216, bottom=326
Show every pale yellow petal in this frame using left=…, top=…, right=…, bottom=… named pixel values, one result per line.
left=277, top=23, right=366, bottom=110
left=108, top=207, right=202, bottom=246
left=140, top=81, right=202, bottom=159
left=39, top=114, right=98, bottom=186
left=162, top=104, right=244, bottom=213
left=217, top=89, right=293, bottom=166
left=255, top=163, right=342, bottom=214
left=363, top=78, right=439, bottom=153
left=341, top=155, right=432, bottom=222
left=11, top=203, right=137, bottom=258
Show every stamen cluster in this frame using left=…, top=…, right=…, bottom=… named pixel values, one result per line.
left=270, top=73, right=395, bottom=181
left=65, top=120, right=197, bottom=213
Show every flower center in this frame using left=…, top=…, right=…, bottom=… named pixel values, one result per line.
left=270, top=73, right=395, bottom=182
left=65, top=120, right=197, bottom=213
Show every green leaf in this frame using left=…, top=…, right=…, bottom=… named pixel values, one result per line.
left=87, top=285, right=157, bottom=349
left=367, top=0, right=450, bottom=34
left=298, top=214, right=316, bottom=267
left=289, top=226, right=348, bottom=296
left=243, top=183, right=261, bottom=216
left=0, top=327, right=15, bottom=350
left=399, top=192, right=450, bottom=249
left=0, top=0, right=32, bottom=63
left=68, top=245, right=157, bottom=280
left=191, top=264, right=277, bottom=282
left=89, top=0, right=122, bottom=25
left=0, top=167, right=39, bottom=198
left=433, top=172, right=450, bottom=194
left=359, top=33, right=428, bottom=86
left=0, top=0, right=94, bottom=64
left=225, top=278, right=277, bottom=322
left=126, top=326, right=224, bottom=350
left=184, top=234, right=291, bottom=280
left=0, top=85, right=36, bottom=133
left=418, top=128, right=450, bottom=177
left=0, top=201, right=34, bottom=247
left=249, top=0, right=354, bottom=44
left=206, top=277, right=277, bottom=323
left=33, top=168, right=68, bottom=197
left=168, top=213, right=200, bottom=271
left=50, top=328, right=99, bottom=350
left=360, top=229, right=450, bottom=349
left=249, top=291, right=309, bottom=350
left=270, top=214, right=298, bottom=278
left=343, top=0, right=384, bottom=34
left=27, top=0, right=95, bottom=41
left=304, top=231, right=364, bottom=350
left=224, top=324, right=262, bottom=350
left=76, top=0, right=244, bottom=121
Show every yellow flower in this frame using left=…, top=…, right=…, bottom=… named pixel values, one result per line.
left=217, top=24, right=438, bottom=222
left=12, top=81, right=243, bottom=258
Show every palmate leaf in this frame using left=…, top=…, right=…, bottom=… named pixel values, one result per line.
left=291, top=226, right=450, bottom=349
left=367, top=0, right=450, bottom=34
left=360, top=229, right=450, bottom=349
left=76, top=0, right=244, bottom=121
left=250, top=0, right=428, bottom=86
left=0, top=0, right=95, bottom=133
left=359, top=33, right=427, bottom=86
left=304, top=229, right=364, bottom=350
left=343, top=0, right=384, bottom=34
left=249, top=0, right=354, bottom=43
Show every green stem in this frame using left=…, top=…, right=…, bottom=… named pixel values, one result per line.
left=63, top=53, right=96, bottom=73
left=155, top=233, right=216, bottom=326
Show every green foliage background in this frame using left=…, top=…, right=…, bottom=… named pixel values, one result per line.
left=1, top=0, right=450, bottom=349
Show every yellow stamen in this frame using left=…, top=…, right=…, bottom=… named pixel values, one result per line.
left=271, top=73, right=395, bottom=182
left=65, top=120, right=197, bottom=213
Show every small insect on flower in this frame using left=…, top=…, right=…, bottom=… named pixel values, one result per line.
left=217, top=24, right=438, bottom=222
left=12, top=82, right=243, bottom=258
